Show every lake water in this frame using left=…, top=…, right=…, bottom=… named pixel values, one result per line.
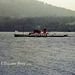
left=0, top=32, right=75, bottom=75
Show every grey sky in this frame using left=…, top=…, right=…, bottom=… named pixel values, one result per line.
left=38, top=0, right=75, bottom=11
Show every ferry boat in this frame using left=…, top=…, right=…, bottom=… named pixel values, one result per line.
left=14, top=29, right=68, bottom=37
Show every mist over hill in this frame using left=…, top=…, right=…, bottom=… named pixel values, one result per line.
left=0, top=0, right=75, bottom=31
left=0, top=0, right=75, bottom=18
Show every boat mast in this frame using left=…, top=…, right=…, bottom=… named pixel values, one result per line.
left=23, top=24, right=25, bottom=35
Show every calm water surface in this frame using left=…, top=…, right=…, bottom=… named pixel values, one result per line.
left=0, top=32, right=75, bottom=75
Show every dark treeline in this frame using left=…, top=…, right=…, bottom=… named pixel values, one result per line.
left=0, top=16, right=75, bottom=32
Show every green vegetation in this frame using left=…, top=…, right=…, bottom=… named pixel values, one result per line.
left=0, top=16, right=75, bottom=32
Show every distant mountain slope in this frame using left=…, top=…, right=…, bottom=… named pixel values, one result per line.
left=0, top=0, right=75, bottom=18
